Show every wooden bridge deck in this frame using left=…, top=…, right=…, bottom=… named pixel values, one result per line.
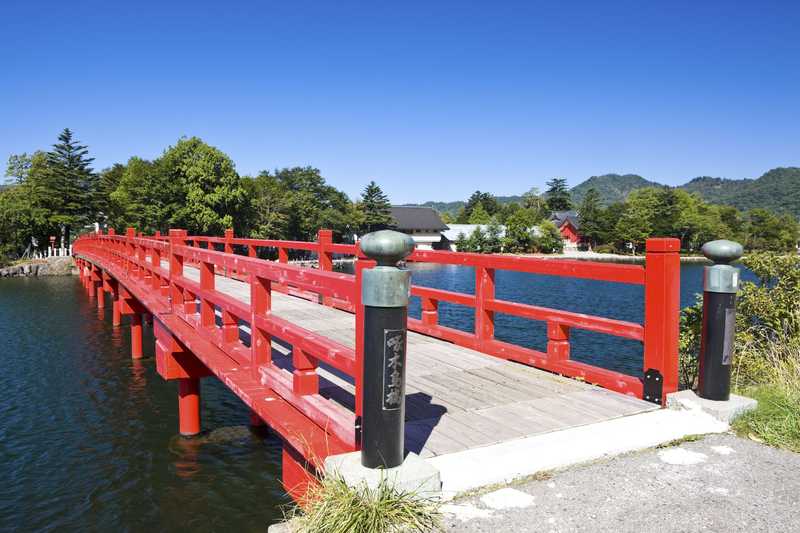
left=176, top=261, right=658, bottom=458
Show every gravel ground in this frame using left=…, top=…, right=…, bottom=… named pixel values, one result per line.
left=442, top=433, right=800, bottom=532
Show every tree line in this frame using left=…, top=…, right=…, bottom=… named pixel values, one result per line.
left=2, top=129, right=797, bottom=263
left=0, top=129, right=395, bottom=263
left=442, top=177, right=799, bottom=255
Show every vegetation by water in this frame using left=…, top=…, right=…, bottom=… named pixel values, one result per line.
left=286, top=473, right=442, bottom=533
left=442, top=180, right=798, bottom=256
left=679, top=252, right=800, bottom=452
left=0, top=129, right=396, bottom=265
left=3, top=129, right=798, bottom=265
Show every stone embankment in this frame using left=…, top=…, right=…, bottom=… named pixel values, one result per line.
left=0, top=257, right=76, bottom=278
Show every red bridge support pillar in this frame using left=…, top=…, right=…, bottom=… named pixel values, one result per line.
left=178, top=377, right=201, bottom=436
left=112, top=294, right=121, bottom=326
left=130, top=313, right=143, bottom=359
left=88, top=266, right=98, bottom=300
left=154, top=319, right=212, bottom=437
left=97, top=278, right=106, bottom=310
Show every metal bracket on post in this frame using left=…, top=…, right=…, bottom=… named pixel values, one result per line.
left=359, top=230, right=415, bottom=469
left=643, top=368, right=663, bottom=405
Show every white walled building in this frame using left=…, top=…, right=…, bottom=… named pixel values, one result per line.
left=388, top=206, right=448, bottom=250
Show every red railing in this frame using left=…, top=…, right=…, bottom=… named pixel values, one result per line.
left=75, top=228, right=680, bottom=414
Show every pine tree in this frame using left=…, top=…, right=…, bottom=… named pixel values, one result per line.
left=578, top=187, right=603, bottom=249
left=467, top=226, right=487, bottom=252
left=46, top=128, right=96, bottom=240
left=467, top=203, right=491, bottom=224
left=484, top=219, right=503, bottom=253
left=359, top=180, right=393, bottom=232
left=545, top=178, right=572, bottom=212
left=455, top=231, right=468, bottom=252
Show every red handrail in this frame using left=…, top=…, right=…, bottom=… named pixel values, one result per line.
left=75, top=228, right=680, bottom=405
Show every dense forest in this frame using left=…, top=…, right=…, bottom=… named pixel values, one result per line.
left=1, top=129, right=798, bottom=264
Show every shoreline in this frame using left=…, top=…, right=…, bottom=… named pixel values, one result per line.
left=0, top=256, right=77, bottom=278
left=525, top=252, right=710, bottom=264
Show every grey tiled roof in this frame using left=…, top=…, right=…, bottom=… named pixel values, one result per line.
left=390, top=206, right=448, bottom=231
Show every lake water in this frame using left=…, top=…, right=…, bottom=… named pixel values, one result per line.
left=0, top=263, right=756, bottom=530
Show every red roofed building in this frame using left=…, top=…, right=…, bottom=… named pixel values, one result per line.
left=550, top=210, right=581, bottom=247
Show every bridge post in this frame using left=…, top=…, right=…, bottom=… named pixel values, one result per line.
left=89, top=265, right=99, bottom=300
left=698, top=240, right=743, bottom=401
left=643, top=238, right=681, bottom=405
left=98, top=271, right=108, bottom=310
left=112, top=287, right=121, bottom=326
left=317, top=229, right=334, bottom=305
left=126, top=228, right=135, bottom=276
left=474, top=266, right=495, bottom=350
left=178, top=377, right=201, bottom=436
left=131, top=313, right=143, bottom=359
left=359, top=230, right=415, bottom=469
left=224, top=228, right=234, bottom=277
left=169, top=229, right=188, bottom=314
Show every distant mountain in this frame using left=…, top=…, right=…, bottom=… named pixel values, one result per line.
left=571, top=174, right=659, bottom=206
left=405, top=195, right=523, bottom=216
left=679, top=167, right=800, bottom=218
left=409, top=167, right=800, bottom=218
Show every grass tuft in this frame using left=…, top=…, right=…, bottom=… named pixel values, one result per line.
left=733, top=386, right=800, bottom=453
left=732, top=337, right=800, bottom=453
left=286, top=473, right=442, bottom=533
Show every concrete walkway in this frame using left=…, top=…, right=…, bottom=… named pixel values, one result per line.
left=442, top=433, right=800, bottom=532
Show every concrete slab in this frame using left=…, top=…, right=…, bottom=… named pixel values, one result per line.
left=429, top=406, right=729, bottom=499
left=667, top=389, right=757, bottom=423
left=323, top=451, right=442, bottom=499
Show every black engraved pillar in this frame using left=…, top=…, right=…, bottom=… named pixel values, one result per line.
left=359, top=230, right=415, bottom=469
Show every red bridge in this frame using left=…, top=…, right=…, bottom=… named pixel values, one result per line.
left=73, top=228, right=680, bottom=499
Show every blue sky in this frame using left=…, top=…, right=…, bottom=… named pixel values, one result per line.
left=1, top=1, right=798, bottom=203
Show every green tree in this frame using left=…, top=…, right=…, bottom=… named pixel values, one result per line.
left=467, top=226, right=487, bottom=252
left=467, top=203, right=492, bottom=224
left=242, top=172, right=289, bottom=239
left=110, top=157, right=178, bottom=233
left=545, top=178, right=572, bottom=212
left=0, top=184, right=34, bottom=259
left=5, top=153, right=33, bottom=183
left=651, top=186, right=680, bottom=238
left=458, top=191, right=499, bottom=223
left=578, top=187, right=603, bottom=248
left=484, top=219, right=503, bottom=253
left=161, top=137, right=246, bottom=234
left=455, top=231, right=468, bottom=251
left=46, top=128, right=97, bottom=241
left=497, top=202, right=521, bottom=224
left=614, top=201, right=653, bottom=254
left=533, top=220, right=564, bottom=253
left=95, top=164, right=125, bottom=228
left=358, top=181, right=393, bottom=232
left=746, top=209, right=799, bottom=252
left=273, top=166, right=358, bottom=241
left=503, top=208, right=538, bottom=252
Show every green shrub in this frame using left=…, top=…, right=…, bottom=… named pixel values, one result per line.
left=287, top=473, right=442, bottom=533
left=679, top=252, right=800, bottom=389
left=592, top=244, right=616, bottom=254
